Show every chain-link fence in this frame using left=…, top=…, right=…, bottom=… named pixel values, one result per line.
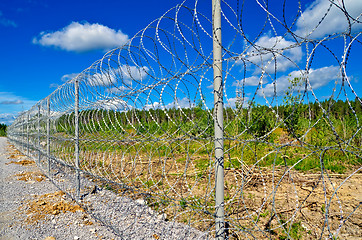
left=8, top=0, right=361, bottom=239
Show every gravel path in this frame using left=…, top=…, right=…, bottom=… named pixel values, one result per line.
left=0, top=137, right=209, bottom=240
left=0, top=137, right=120, bottom=240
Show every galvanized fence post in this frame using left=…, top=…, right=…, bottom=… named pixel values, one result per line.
left=212, top=0, right=225, bottom=239
left=47, top=97, right=51, bottom=175
left=37, top=104, right=41, bottom=165
left=22, top=114, right=25, bottom=153
left=74, top=78, right=80, bottom=200
left=27, top=112, right=29, bottom=156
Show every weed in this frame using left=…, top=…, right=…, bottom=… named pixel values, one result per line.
left=321, top=204, right=325, bottom=214
left=260, top=210, right=269, bottom=218
left=180, top=198, right=187, bottom=209
left=290, top=222, right=304, bottom=239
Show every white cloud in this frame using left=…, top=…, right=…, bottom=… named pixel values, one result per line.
left=0, top=100, right=24, bottom=105
left=105, top=86, right=130, bottom=94
left=0, top=92, right=37, bottom=125
left=61, top=73, right=79, bottom=82
left=119, top=65, right=149, bottom=82
left=93, top=97, right=131, bottom=111
left=295, top=0, right=362, bottom=38
left=232, top=76, right=263, bottom=87
left=88, top=71, right=118, bottom=87
left=33, top=22, right=129, bottom=52
left=143, top=101, right=161, bottom=110
left=165, top=97, right=195, bottom=109
left=246, top=36, right=302, bottom=74
left=259, top=65, right=341, bottom=97
left=88, top=65, right=149, bottom=87
left=0, top=113, right=17, bottom=125
left=226, top=97, right=238, bottom=108
left=49, top=73, right=79, bottom=88
left=0, top=11, right=17, bottom=27
left=207, top=84, right=214, bottom=89
left=228, top=96, right=250, bottom=108
left=0, top=92, right=28, bottom=107
left=143, top=97, right=195, bottom=110
left=49, top=83, right=59, bottom=88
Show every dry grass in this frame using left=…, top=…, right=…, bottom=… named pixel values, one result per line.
left=15, top=171, right=45, bottom=182
left=19, top=191, right=85, bottom=225
left=6, top=159, right=35, bottom=165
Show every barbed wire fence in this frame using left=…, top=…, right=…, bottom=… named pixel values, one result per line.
left=8, top=0, right=361, bottom=239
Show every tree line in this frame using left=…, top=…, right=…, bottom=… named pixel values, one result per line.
left=0, top=123, right=6, bottom=137
left=53, top=97, right=361, bottom=144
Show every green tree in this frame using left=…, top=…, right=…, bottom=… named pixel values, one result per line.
left=283, top=76, right=304, bottom=137
left=0, top=123, right=7, bottom=137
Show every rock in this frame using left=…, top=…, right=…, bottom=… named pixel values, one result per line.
left=148, top=208, right=154, bottom=215
left=135, top=199, right=146, bottom=205
left=89, top=228, right=97, bottom=233
left=74, top=237, right=80, bottom=240
left=52, top=210, right=60, bottom=215
left=301, top=223, right=309, bottom=231
left=158, top=213, right=167, bottom=221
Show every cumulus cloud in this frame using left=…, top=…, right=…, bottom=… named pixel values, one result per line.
left=33, top=22, right=129, bottom=52
left=0, top=92, right=38, bottom=125
left=259, top=65, right=341, bottom=97
left=143, top=97, right=195, bottom=110
left=61, top=73, right=79, bottom=82
left=49, top=73, right=79, bottom=88
left=295, top=0, right=362, bottom=38
left=93, top=97, right=131, bottom=111
left=226, top=96, right=250, bottom=108
left=0, top=100, right=24, bottom=105
left=165, top=97, right=195, bottom=109
left=119, top=65, right=149, bottom=82
left=226, top=97, right=238, bottom=108
left=106, top=86, right=130, bottom=94
left=0, top=11, right=17, bottom=27
left=88, top=71, right=118, bottom=87
left=143, top=101, right=161, bottom=110
left=0, top=113, right=17, bottom=125
left=245, top=36, right=302, bottom=74
left=232, top=76, right=263, bottom=87
left=88, top=65, right=149, bottom=87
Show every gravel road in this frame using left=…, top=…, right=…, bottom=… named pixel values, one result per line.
left=0, top=137, right=209, bottom=240
left=0, top=137, right=121, bottom=240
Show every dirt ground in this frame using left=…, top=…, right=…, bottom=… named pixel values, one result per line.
left=221, top=168, right=362, bottom=239
left=3, top=138, right=361, bottom=239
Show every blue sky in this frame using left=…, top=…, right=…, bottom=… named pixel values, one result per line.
left=0, top=0, right=361, bottom=124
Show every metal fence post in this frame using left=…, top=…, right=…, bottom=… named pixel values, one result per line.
left=37, top=105, right=41, bottom=165
left=47, top=97, right=51, bottom=175
left=22, top=114, right=25, bottom=153
left=27, top=112, right=29, bottom=156
left=212, top=0, right=225, bottom=239
left=74, top=78, right=80, bottom=200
